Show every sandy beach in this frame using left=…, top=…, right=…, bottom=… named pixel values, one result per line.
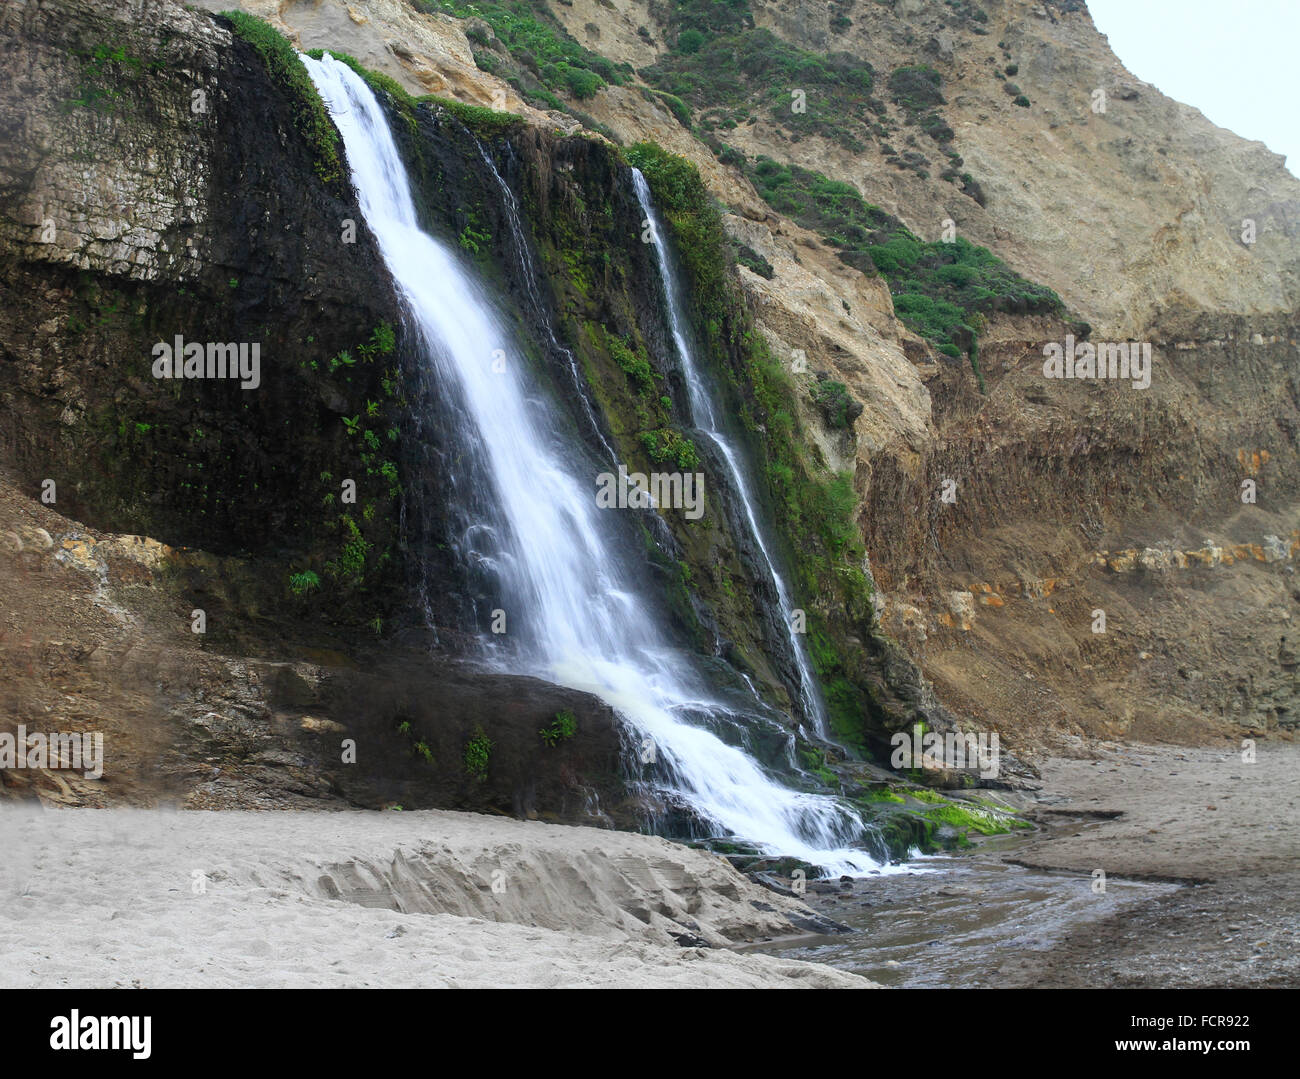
left=0, top=805, right=872, bottom=989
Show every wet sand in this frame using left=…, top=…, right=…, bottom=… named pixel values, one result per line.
left=761, top=741, right=1300, bottom=988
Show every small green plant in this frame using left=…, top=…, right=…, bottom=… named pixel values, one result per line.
left=458, top=222, right=491, bottom=255
left=607, top=335, right=657, bottom=391
left=288, top=569, right=322, bottom=596
left=639, top=429, right=700, bottom=470
left=810, top=379, right=861, bottom=429
left=464, top=729, right=493, bottom=780
left=414, top=741, right=433, bottom=763
left=539, top=709, right=578, bottom=747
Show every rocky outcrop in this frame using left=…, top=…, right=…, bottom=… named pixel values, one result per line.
left=0, top=0, right=406, bottom=625
left=0, top=468, right=630, bottom=821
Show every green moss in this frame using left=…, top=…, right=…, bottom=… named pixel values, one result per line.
left=856, top=787, right=906, bottom=804
left=923, top=801, right=1015, bottom=836
left=797, top=745, right=837, bottom=787
left=221, top=13, right=342, bottom=185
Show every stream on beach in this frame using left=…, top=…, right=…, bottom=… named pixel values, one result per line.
left=744, top=822, right=1178, bottom=988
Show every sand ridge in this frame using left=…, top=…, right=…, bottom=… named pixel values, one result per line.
left=0, top=806, right=874, bottom=989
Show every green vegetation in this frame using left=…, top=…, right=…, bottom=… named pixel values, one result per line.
left=221, top=13, right=342, bottom=185
left=458, top=218, right=492, bottom=255
left=64, top=42, right=164, bottom=114
left=731, top=240, right=774, bottom=279
left=798, top=745, right=837, bottom=787
left=810, top=379, right=860, bottom=430
left=429, top=0, right=625, bottom=103
left=288, top=569, right=322, bottom=596
left=300, top=322, right=403, bottom=599
left=887, top=64, right=944, bottom=114
left=464, top=729, right=493, bottom=780
left=857, top=787, right=906, bottom=804
left=539, top=709, right=577, bottom=747
left=608, top=334, right=656, bottom=391
left=923, top=802, right=1012, bottom=837
left=942, top=0, right=991, bottom=26
left=639, top=429, right=701, bottom=470
left=744, top=156, right=1063, bottom=361
left=644, top=28, right=875, bottom=152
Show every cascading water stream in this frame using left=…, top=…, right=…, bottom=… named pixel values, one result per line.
left=631, top=171, right=831, bottom=738
left=303, top=53, right=883, bottom=874
left=473, top=140, right=619, bottom=468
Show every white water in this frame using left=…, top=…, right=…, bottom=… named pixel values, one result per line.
left=631, top=172, right=830, bottom=737
left=303, top=54, right=881, bottom=874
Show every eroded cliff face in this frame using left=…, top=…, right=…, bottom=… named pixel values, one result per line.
left=528, top=0, right=1300, bottom=750
left=2, top=0, right=1296, bottom=823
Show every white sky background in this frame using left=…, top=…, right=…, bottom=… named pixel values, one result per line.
left=1087, top=0, right=1299, bottom=178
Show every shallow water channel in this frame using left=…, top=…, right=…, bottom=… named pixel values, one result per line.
left=744, top=822, right=1179, bottom=988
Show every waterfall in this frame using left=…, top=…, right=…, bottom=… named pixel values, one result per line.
left=631, top=171, right=831, bottom=738
left=303, top=53, right=882, bottom=874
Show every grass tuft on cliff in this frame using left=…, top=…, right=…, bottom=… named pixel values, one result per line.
left=219, top=12, right=342, bottom=186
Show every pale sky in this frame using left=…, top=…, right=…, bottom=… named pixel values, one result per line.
left=1087, top=0, right=1299, bottom=178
